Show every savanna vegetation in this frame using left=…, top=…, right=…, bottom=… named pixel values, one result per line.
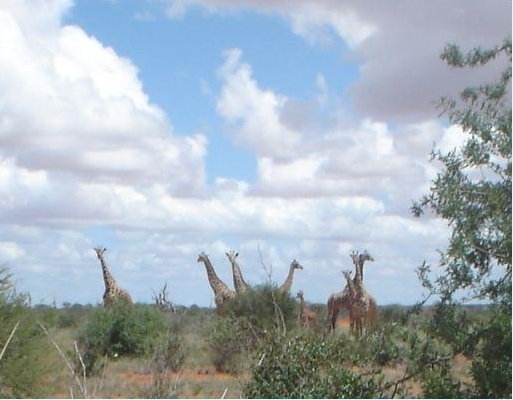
left=0, top=39, right=510, bottom=399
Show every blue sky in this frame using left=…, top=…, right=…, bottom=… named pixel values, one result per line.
left=0, top=0, right=509, bottom=307
left=64, top=0, right=358, bottom=184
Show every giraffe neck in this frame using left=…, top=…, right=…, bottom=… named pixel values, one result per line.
left=97, top=253, right=117, bottom=291
left=346, top=276, right=355, bottom=296
left=350, top=274, right=364, bottom=299
left=201, top=257, right=231, bottom=296
left=354, top=260, right=363, bottom=285
left=299, top=297, right=306, bottom=313
left=279, top=264, right=296, bottom=292
left=230, top=258, right=248, bottom=292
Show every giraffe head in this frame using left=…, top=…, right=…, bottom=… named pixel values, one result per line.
left=197, top=252, right=209, bottom=263
left=225, top=250, right=239, bottom=263
left=350, top=250, right=360, bottom=266
left=342, top=270, right=353, bottom=287
left=296, top=290, right=305, bottom=301
left=291, top=259, right=303, bottom=270
left=359, top=250, right=374, bottom=264
left=94, top=246, right=107, bottom=258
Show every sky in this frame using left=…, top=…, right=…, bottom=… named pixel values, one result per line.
left=0, top=0, right=510, bottom=307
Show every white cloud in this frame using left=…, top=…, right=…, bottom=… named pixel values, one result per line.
left=164, top=0, right=377, bottom=48
left=216, top=50, right=441, bottom=208
left=0, top=1, right=206, bottom=190
left=437, top=125, right=468, bottom=154
left=162, top=0, right=510, bottom=122
left=217, top=49, right=300, bottom=160
left=286, top=1, right=376, bottom=48
left=0, top=241, right=25, bottom=260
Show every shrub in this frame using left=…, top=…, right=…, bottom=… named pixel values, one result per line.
left=78, top=304, right=171, bottom=374
left=0, top=267, right=55, bottom=397
left=471, top=308, right=511, bottom=398
left=205, top=316, right=252, bottom=374
left=145, top=332, right=186, bottom=398
left=56, top=304, right=92, bottom=329
left=365, top=324, right=402, bottom=367
left=380, top=304, right=410, bottom=325
left=204, top=284, right=297, bottom=375
left=57, top=312, right=79, bottom=328
left=224, top=284, right=297, bottom=335
left=243, top=333, right=380, bottom=398
left=151, top=332, right=186, bottom=374
left=421, top=366, right=466, bottom=399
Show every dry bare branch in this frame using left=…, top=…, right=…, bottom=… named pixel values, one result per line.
left=73, top=341, right=87, bottom=398
left=37, top=321, right=87, bottom=397
left=0, top=321, right=20, bottom=364
left=256, top=245, right=286, bottom=335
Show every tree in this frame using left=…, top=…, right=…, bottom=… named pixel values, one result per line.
left=412, top=37, right=512, bottom=309
left=412, top=37, right=511, bottom=398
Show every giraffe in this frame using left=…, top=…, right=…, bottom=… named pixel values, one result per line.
left=327, top=285, right=351, bottom=332
left=278, top=259, right=303, bottom=292
left=351, top=250, right=378, bottom=330
left=94, top=247, right=132, bottom=308
left=296, top=290, right=318, bottom=329
left=226, top=250, right=249, bottom=293
left=342, top=270, right=368, bottom=336
left=327, top=250, right=375, bottom=332
left=197, top=252, right=236, bottom=313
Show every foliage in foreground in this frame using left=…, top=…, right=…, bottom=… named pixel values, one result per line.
left=0, top=267, right=56, bottom=398
left=412, top=36, right=512, bottom=398
left=243, top=333, right=381, bottom=399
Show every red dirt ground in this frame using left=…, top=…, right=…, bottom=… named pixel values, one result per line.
left=336, top=315, right=351, bottom=328
left=120, top=369, right=236, bottom=384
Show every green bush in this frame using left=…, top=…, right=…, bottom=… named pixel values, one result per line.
left=205, top=316, right=253, bottom=374
left=0, top=268, right=55, bottom=397
left=144, top=332, right=187, bottom=398
left=380, top=304, right=410, bottom=325
left=421, top=366, right=466, bottom=399
left=243, top=333, right=380, bottom=398
left=56, top=304, right=91, bottom=329
left=57, top=312, right=79, bottom=328
left=151, top=332, right=186, bottom=374
left=471, top=308, right=511, bottom=398
left=365, top=324, right=402, bottom=367
left=204, top=284, right=297, bottom=375
left=78, top=304, right=171, bottom=374
left=224, top=284, right=297, bottom=335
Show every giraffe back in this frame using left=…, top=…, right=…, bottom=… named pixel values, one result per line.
left=104, top=287, right=133, bottom=308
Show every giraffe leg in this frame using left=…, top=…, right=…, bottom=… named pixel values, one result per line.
left=329, top=307, right=338, bottom=332
left=327, top=298, right=335, bottom=332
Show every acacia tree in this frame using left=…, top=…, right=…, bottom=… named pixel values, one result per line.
left=413, top=37, right=511, bottom=309
left=412, top=37, right=511, bottom=398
